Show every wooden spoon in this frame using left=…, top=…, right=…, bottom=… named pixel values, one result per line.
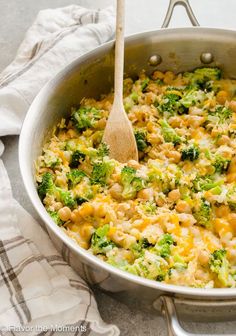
left=103, top=0, right=138, bottom=163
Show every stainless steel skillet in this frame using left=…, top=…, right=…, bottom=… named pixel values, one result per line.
left=19, top=1, right=236, bottom=334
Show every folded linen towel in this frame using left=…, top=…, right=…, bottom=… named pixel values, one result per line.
left=0, top=160, right=119, bottom=336
left=0, top=5, right=115, bottom=136
left=0, top=5, right=119, bottom=336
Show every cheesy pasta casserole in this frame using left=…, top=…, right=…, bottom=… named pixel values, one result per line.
left=36, top=67, right=236, bottom=288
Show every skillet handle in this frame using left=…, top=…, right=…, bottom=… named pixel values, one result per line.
left=160, top=295, right=236, bottom=336
left=162, top=0, right=199, bottom=28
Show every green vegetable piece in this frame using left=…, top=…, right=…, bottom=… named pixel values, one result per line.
left=141, top=201, right=157, bottom=215
left=131, top=238, right=153, bottom=258
left=71, top=106, right=101, bottom=131
left=70, top=150, right=86, bottom=168
left=158, top=93, right=187, bottom=116
left=141, top=78, right=150, bottom=92
left=38, top=172, right=54, bottom=200
left=91, top=160, right=115, bottom=186
left=184, top=67, right=222, bottom=90
left=181, top=144, right=200, bottom=161
left=123, top=251, right=167, bottom=280
left=67, top=169, right=87, bottom=187
left=97, top=142, right=110, bottom=158
left=173, top=254, right=187, bottom=271
left=215, top=106, right=232, bottom=122
left=91, top=224, right=115, bottom=255
left=159, top=93, right=179, bottom=113
left=48, top=210, right=63, bottom=226
left=226, top=186, right=236, bottom=210
left=76, top=197, right=88, bottom=205
left=43, top=151, right=61, bottom=168
left=194, top=67, right=222, bottom=81
left=58, top=189, right=76, bottom=208
left=211, top=186, right=222, bottom=195
left=160, top=119, right=182, bottom=145
left=134, top=130, right=149, bottom=151
left=38, top=172, right=76, bottom=208
left=130, top=91, right=139, bottom=103
left=180, top=89, right=205, bottom=108
left=213, top=156, right=230, bottom=174
left=194, top=199, right=211, bottom=228
left=121, top=166, right=146, bottom=199
left=209, top=249, right=229, bottom=286
left=156, top=233, right=174, bottom=259
left=193, top=175, right=223, bottom=192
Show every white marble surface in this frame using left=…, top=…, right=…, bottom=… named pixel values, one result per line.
left=1, top=0, right=236, bottom=335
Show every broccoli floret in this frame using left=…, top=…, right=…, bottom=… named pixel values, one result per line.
left=91, top=224, right=115, bottom=255
left=194, top=67, right=222, bottom=81
left=38, top=173, right=76, bottom=208
left=210, top=105, right=232, bottom=123
left=91, top=159, right=115, bottom=186
left=38, top=172, right=54, bottom=200
left=132, top=178, right=146, bottom=192
left=158, top=93, right=187, bottom=116
left=65, top=140, right=84, bottom=153
left=67, top=169, right=87, bottom=187
left=131, top=238, right=153, bottom=258
left=76, top=197, right=88, bottom=205
left=134, top=130, right=149, bottom=151
left=108, top=246, right=167, bottom=281
left=48, top=210, right=63, bottom=226
left=67, top=170, right=96, bottom=204
left=122, top=250, right=167, bottom=280
left=97, top=142, right=109, bottom=158
left=213, top=156, right=230, bottom=174
left=141, top=201, right=157, bottom=215
left=193, top=175, right=223, bottom=192
left=193, top=199, right=211, bottom=228
left=226, top=186, right=236, bottom=210
left=155, top=233, right=174, bottom=259
left=207, top=107, right=232, bottom=131
left=70, top=150, right=86, bottom=168
left=130, top=91, right=139, bottom=103
left=159, top=93, right=180, bottom=114
left=209, top=249, right=229, bottom=286
left=181, top=144, right=200, bottom=161
left=120, top=166, right=146, bottom=199
left=184, top=67, right=222, bottom=90
left=180, top=89, right=205, bottom=108
left=43, top=151, right=61, bottom=168
left=193, top=176, right=211, bottom=192
left=71, top=106, right=102, bottom=131
left=168, top=255, right=187, bottom=279
left=173, top=254, right=187, bottom=271
left=160, top=119, right=182, bottom=146
left=57, top=189, right=76, bottom=208
left=121, top=166, right=135, bottom=180
left=141, top=78, right=150, bottom=92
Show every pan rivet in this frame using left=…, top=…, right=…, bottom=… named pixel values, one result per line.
left=200, top=52, right=214, bottom=64
left=149, top=54, right=162, bottom=66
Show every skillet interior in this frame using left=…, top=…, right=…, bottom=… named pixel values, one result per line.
left=19, top=27, right=236, bottom=304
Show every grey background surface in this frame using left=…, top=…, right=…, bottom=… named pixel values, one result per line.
left=1, top=0, right=236, bottom=335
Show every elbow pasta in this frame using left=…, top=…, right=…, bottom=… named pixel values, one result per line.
left=36, top=67, right=236, bottom=288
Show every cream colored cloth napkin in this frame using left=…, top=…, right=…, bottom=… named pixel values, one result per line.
left=0, top=5, right=115, bottom=136
left=0, top=5, right=119, bottom=336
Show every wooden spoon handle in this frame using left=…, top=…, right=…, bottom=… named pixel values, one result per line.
left=114, top=0, right=125, bottom=105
